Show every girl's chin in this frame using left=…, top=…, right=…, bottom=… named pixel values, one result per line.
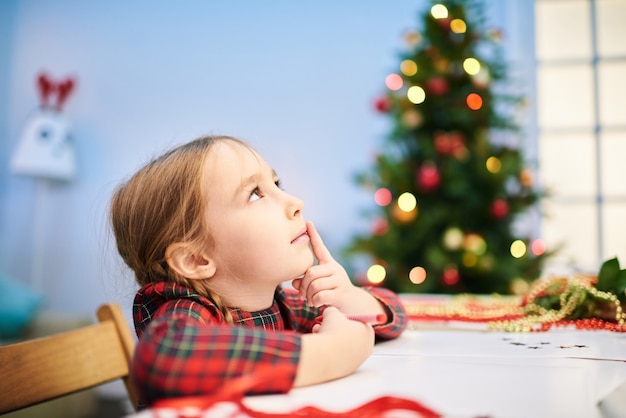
left=295, top=257, right=315, bottom=278
left=283, top=252, right=314, bottom=281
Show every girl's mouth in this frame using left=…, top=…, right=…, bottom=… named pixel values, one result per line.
left=291, top=228, right=310, bottom=244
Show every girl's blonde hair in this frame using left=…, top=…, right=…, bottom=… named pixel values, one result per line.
left=110, top=135, right=247, bottom=321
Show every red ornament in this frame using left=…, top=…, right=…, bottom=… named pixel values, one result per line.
left=372, top=218, right=389, bottom=236
left=374, top=96, right=392, bottom=113
left=426, top=77, right=449, bottom=95
left=442, top=267, right=460, bottom=286
left=434, top=132, right=451, bottom=154
left=491, top=199, right=509, bottom=218
left=437, top=17, right=452, bottom=31
left=417, top=163, right=441, bottom=190
left=434, top=131, right=466, bottom=158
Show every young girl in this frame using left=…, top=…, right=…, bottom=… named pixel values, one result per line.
left=110, top=135, right=407, bottom=407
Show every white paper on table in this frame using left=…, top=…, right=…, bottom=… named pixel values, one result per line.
left=374, top=329, right=626, bottom=362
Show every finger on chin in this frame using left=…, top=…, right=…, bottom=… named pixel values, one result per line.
left=306, top=221, right=328, bottom=260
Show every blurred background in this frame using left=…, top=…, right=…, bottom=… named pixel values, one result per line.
left=1, top=0, right=625, bottom=318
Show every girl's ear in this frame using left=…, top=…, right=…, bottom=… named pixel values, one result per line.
left=165, top=242, right=216, bottom=280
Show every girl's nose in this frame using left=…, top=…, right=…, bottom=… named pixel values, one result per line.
left=284, top=191, right=304, bottom=218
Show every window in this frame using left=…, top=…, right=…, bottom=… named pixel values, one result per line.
left=535, top=0, right=626, bottom=270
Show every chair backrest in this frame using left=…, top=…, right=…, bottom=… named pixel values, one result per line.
left=0, top=303, right=138, bottom=414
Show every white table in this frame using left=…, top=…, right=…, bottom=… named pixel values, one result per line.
left=243, top=325, right=626, bottom=418
left=129, top=323, right=626, bottom=418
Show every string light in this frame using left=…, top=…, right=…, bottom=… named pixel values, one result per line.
left=466, top=93, right=483, bottom=110
left=443, top=227, right=463, bottom=250
left=407, top=86, right=426, bottom=104
left=409, top=266, right=427, bottom=284
left=431, top=4, right=448, bottom=19
left=486, top=156, right=501, bottom=173
left=463, top=58, right=480, bottom=75
left=510, top=240, right=527, bottom=258
left=385, top=73, right=403, bottom=91
left=397, top=192, right=417, bottom=212
left=400, top=60, right=418, bottom=76
left=450, top=19, right=467, bottom=33
left=367, top=264, right=386, bottom=284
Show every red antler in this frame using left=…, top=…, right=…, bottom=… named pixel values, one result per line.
left=55, top=78, right=75, bottom=111
left=37, top=73, right=54, bottom=108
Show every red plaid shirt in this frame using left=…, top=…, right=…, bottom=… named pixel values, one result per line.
left=131, top=282, right=407, bottom=407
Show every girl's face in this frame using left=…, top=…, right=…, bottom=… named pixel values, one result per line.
left=201, top=141, right=314, bottom=287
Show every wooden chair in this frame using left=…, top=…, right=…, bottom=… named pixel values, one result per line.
left=0, top=303, right=138, bottom=414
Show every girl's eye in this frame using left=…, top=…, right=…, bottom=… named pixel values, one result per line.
left=249, top=187, right=261, bottom=202
left=275, top=179, right=282, bottom=189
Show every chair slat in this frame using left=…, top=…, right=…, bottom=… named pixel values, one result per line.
left=0, top=304, right=137, bottom=414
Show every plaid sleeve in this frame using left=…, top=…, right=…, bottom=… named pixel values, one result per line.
left=131, top=305, right=301, bottom=407
left=363, top=286, right=408, bottom=340
left=276, top=286, right=321, bottom=332
left=277, top=286, right=407, bottom=340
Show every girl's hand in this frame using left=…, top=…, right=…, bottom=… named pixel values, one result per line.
left=294, top=306, right=374, bottom=387
left=292, top=221, right=388, bottom=320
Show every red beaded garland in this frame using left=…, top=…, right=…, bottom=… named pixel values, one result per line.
left=536, top=319, right=626, bottom=332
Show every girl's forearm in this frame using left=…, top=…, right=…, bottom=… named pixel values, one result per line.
left=294, top=321, right=374, bottom=387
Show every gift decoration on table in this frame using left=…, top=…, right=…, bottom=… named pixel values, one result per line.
left=404, top=257, right=626, bottom=332
left=130, top=395, right=441, bottom=418
left=127, top=372, right=441, bottom=418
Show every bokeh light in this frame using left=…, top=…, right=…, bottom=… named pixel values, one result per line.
left=397, top=192, right=417, bottom=212
left=409, top=266, right=427, bottom=284
left=462, top=252, right=478, bottom=267
left=472, top=67, right=490, bottom=88
left=407, top=86, right=426, bottom=104
left=402, top=109, right=423, bottom=128
left=443, top=227, right=463, bottom=250
left=520, top=168, right=534, bottom=187
left=367, top=264, right=386, bottom=284
left=510, top=278, right=530, bottom=295
left=385, top=73, right=403, bottom=91
left=374, top=187, right=392, bottom=206
left=404, top=31, right=421, bottom=47
left=486, top=156, right=502, bottom=173
left=510, top=240, right=527, bottom=258
left=400, top=59, right=418, bottom=76
left=372, top=218, right=389, bottom=236
left=450, top=19, right=467, bottom=33
left=431, top=4, right=449, bottom=19
left=466, top=93, right=483, bottom=110
left=463, top=58, right=480, bottom=75
left=392, top=204, right=417, bottom=223
left=531, top=239, right=546, bottom=256
left=463, top=233, right=487, bottom=255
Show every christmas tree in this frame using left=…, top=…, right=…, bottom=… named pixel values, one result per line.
left=346, top=0, right=551, bottom=294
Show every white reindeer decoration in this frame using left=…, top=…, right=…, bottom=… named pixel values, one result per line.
left=11, top=73, right=76, bottom=181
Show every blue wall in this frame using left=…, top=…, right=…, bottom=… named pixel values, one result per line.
left=0, top=1, right=533, bottom=317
